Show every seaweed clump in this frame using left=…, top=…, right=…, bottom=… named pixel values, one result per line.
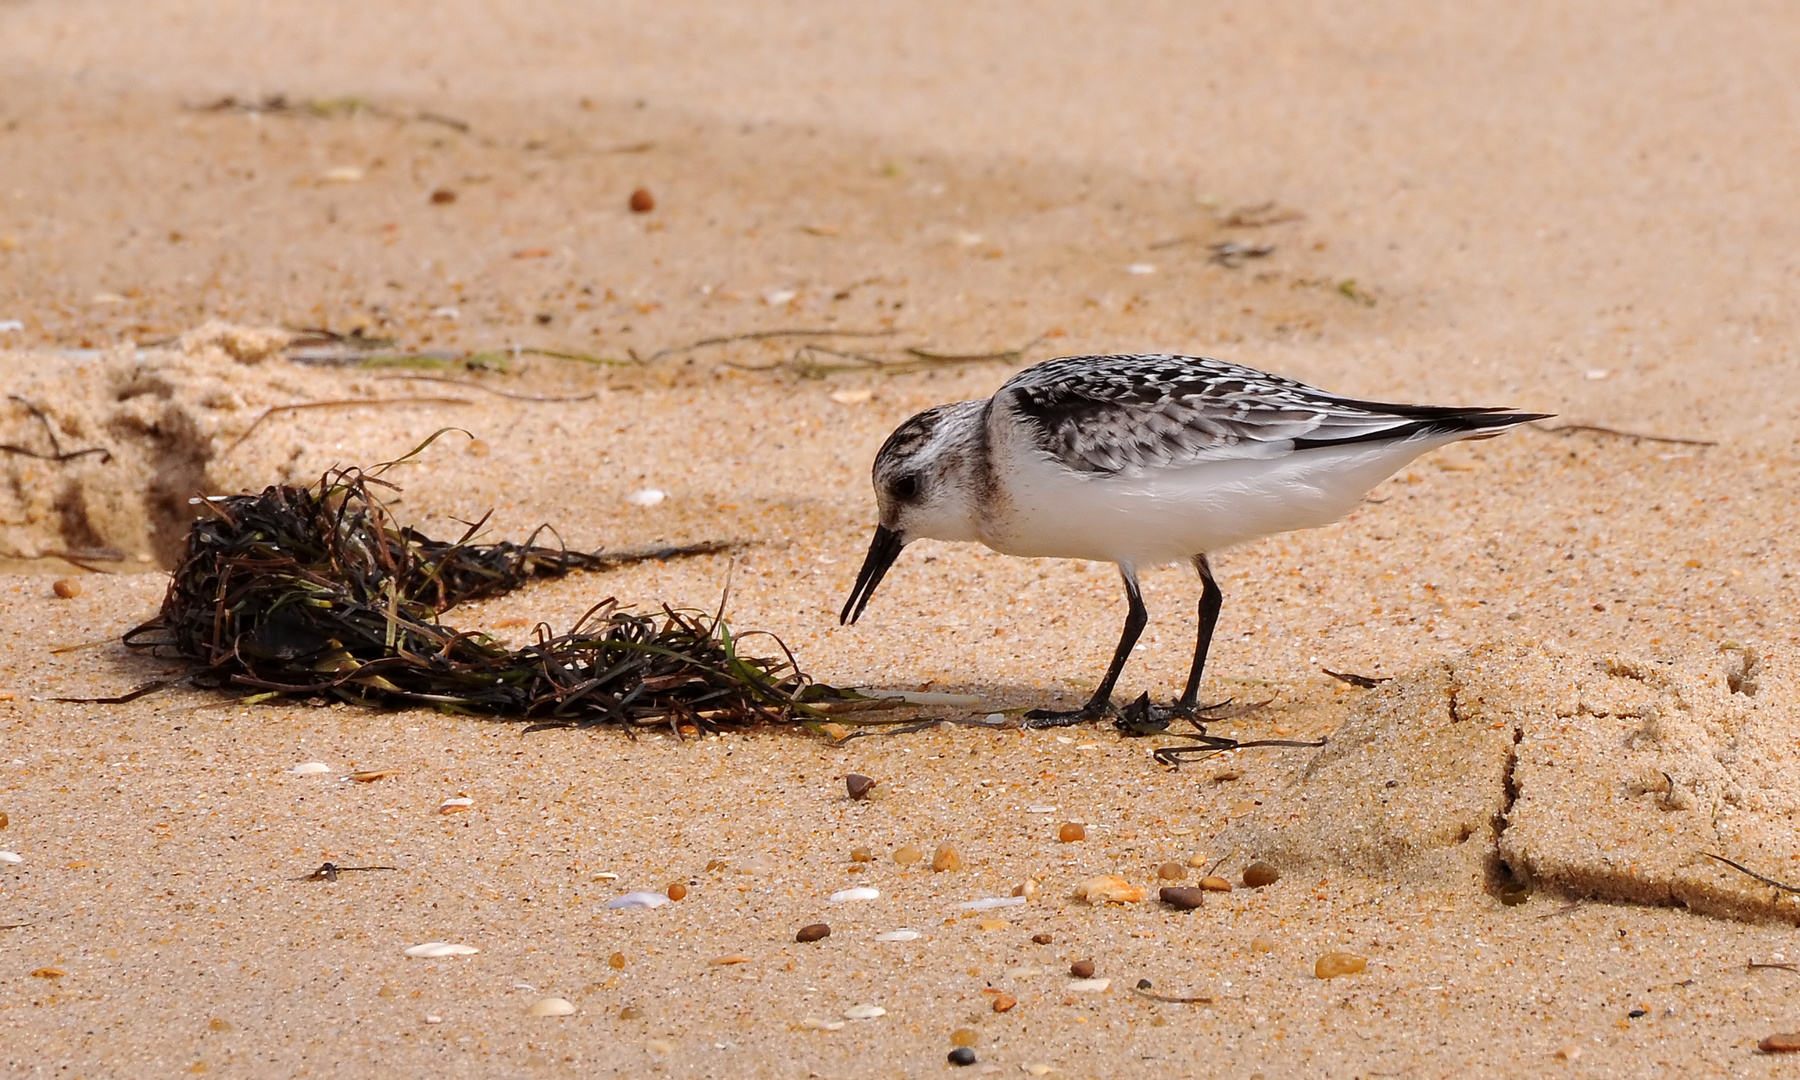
left=126, top=464, right=810, bottom=730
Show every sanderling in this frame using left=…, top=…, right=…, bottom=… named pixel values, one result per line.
left=840, top=353, right=1548, bottom=727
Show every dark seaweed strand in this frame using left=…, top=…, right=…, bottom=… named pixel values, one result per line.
left=125, top=466, right=808, bottom=726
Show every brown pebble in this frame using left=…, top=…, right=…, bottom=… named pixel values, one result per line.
left=0, top=811, right=8, bottom=829
left=429, top=188, right=458, bottom=204
left=932, top=842, right=962, bottom=872
left=1199, top=875, right=1233, bottom=892
left=1760, top=1033, right=1800, bottom=1053
left=666, top=882, right=687, bottom=901
left=1159, top=886, right=1206, bottom=910
left=608, top=952, right=626, bottom=970
left=465, top=439, right=491, bottom=457
left=30, top=967, right=64, bottom=979
left=1070, top=959, right=1095, bottom=979
left=618, top=1005, right=643, bottom=1020
left=1156, top=861, right=1186, bottom=881
left=1250, top=936, right=1275, bottom=953
left=893, top=843, right=922, bottom=865
left=1314, top=951, right=1367, bottom=979
left=845, top=773, right=877, bottom=800
left=850, top=846, right=873, bottom=863
left=208, top=1018, right=233, bottom=1031
left=795, top=923, right=831, bottom=943
left=52, top=578, right=81, bottom=599
left=628, top=187, right=656, bottom=213
left=1030, top=932, right=1053, bottom=945
left=992, top=992, right=1017, bottom=1013
left=1186, top=853, right=1209, bottom=868
left=1243, top=862, right=1280, bottom=888
left=950, top=1027, right=978, bottom=1048
left=1057, top=822, right=1086, bottom=843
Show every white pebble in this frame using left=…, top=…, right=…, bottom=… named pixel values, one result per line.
left=1126, top=262, right=1157, bottom=275
left=625, top=488, right=667, bottom=507
left=528, top=997, right=577, bottom=1017
left=605, top=891, right=670, bottom=910
left=1025, top=805, right=1057, bottom=814
left=843, top=1004, right=886, bottom=1020
left=1068, top=978, right=1111, bottom=993
left=289, top=762, right=331, bottom=775
left=874, top=929, right=921, bottom=942
left=956, top=896, right=1026, bottom=911
left=437, top=796, right=474, bottom=814
left=763, top=289, right=798, bottom=306
left=404, top=941, right=480, bottom=958
left=829, top=886, right=879, bottom=903
left=424, top=1013, right=444, bottom=1024
left=0, top=320, right=23, bottom=332
left=801, top=1015, right=845, bottom=1031
left=429, top=306, right=460, bottom=320
left=1005, top=966, right=1045, bottom=979
left=0, top=851, right=20, bottom=864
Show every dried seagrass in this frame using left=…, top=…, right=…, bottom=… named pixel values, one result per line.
left=125, top=465, right=809, bottom=728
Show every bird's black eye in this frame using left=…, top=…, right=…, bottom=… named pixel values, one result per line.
left=890, top=473, right=921, bottom=502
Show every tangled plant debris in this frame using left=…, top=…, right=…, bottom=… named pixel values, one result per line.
left=124, top=451, right=813, bottom=730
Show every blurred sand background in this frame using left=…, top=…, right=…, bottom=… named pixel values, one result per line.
left=2, top=1, right=1799, bottom=1075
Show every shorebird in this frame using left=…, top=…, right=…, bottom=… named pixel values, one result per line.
left=840, top=353, right=1547, bottom=727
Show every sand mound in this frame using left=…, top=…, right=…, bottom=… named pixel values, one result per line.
left=1225, top=642, right=1800, bottom=924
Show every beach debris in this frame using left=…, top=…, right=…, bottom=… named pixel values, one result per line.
left=628, top=187, right=656, bottom=213
left=1069, top=959, right=1095, bottom=979
left=1251, top=936, right=1275, bottom=953
left=1314, top=951, right=1367, bottom=979
left=528, top=997, right=576, bottom=1017
left=843, top=1004, right=886, bottom=1020
left=0, top=852, right=20, bottom=864
left=949, top=1028, right=977, bottom=1049
left=404, top=941, right=479, bottom=958
left=795, top=923, right=831, bottom=943
left=625, top=488, right=666, bottom=507
left=0, top=812, right=7, bottom=829
left=1026, top=805, right=1057, bottom=814
left=1131, top=983, right=1214, bottom=1004
left=0, top=320, right=21, bottom=332
left=1760, top=1033, right=1800, bottom=1053
left=605, top=891, right=670, bottom=910
left=1024, top=1064, right=1054, bottom=1076
left=1322, top=667, right=1389, bottom=689
left=123, top=462, right=805, bottom=730
left=29, top=967, right=63, bottom=978
left=1187, top=853, right=1209, bottom=867
left=347, top=769, right=399, bottom=783
left=948, top=1047, right=978, bottom=1066
left=437, top=796, right=473, bottom=814
left=1218, top=201, right=1305, bottom=228
left=1199, top=876, right=1233, bottom=892
left=666, top=882, right=688, bottom=901
left=1125, top=263, right=1156, bottom=275
left=893, top=843, right=923, bottom=865
left=845, top=773, right=877, bottom=800
left=1057, top=822, right=1085, bottom=843
left=1031, top=933, right=1053, bottom=945
left=52, top=578, right=81, bottom=599
left=1072, top=875, right=1144, bottom=904
left=708, top=954, right=750, bottom=966
left=829, top=389, right=872, bottom=405
left=1158, top=886, right=1206, bottom=910
left=850, top=847, right=874, bottom=863
left=1012, top=877, right=1041, bottom=901
left=609, top=952, right=627, bottom=969
left=829, top=886, right=879, bottom=903
left=1068, top=978, right=1111, bottom=993
left=801, top=1016, right=845, bottom=1031
left=1243, top=861, right=1280, bottom=888
left=303, top=862, right=398, bottom=882
left=1156, top=861, right=1186, bottom=880
left=956, top=896, right=1026, bottom=912
left=289, top=762, right=331, bottom=776
left=992, top=993, right=1017, bottom=1012
left=874, top=929, right=920, bottom=942
left=1209, top=241, right=1275, bottom=267
left=617, top=1004, right=641, bottom=1018
left=932, top=842, right=962, bottom=872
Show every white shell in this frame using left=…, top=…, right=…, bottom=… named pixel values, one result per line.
left=1068, top=978, right=1111, bottom=993
left=801, top=1016, right=845, bottom=1031
left=404, top=941, right=480, bottom=958
left=1025, top=805, right=1057, bottom=814
left=604, top=891, right=670, bottom=910
left=874, top=929, right=921, bottom=942
left=528, top=997, right=577, bottom=1017
left=625, top=488, right=667, bottom=507
left=0, top=851, right=21, bottom=864
left=437, top=796, right=474, bottom=813
left=955, top=896, right=1026, bottom=911
left=829, top=886, right=879, bottom=903
left=842, top=1004, right=886, bottom=1020
left=289, top=762, right=331, bottom=775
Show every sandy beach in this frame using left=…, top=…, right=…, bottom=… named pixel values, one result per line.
left=3, top=1, right=1799, bottom=1075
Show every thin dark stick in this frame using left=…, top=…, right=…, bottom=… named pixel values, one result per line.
left=51, top=680, right=175, bottom=705
left=642, top=328, right=897, bottom=364
left=1153, top=735, right=1325, bottom=766
left=827, top=719, right=945, bottom=744
left=304, top=862, right=401, bottom=882
left=375, top=375, right=597, bottom=402
left=1748, top=961, right=1800, bottom=975
left=1541, top=423, right=1718, bottom=448
left=1131, top=985, right=1214, bottom=1004
left=1322, top=667, right=1389, bottom=689
left=903, top=335, right=1045, bottom=363
left=4, top=395, right=112, bottom=463
left=1703, top=852, right=1800, bottom=894
left=222, top=398, right=473, bottom=456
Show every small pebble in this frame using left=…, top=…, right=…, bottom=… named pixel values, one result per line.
left=1070, top=959, right=1095, bottom=979
left=528, top=997, right=576, bottom=1017
left=845, top=774, right=877, bottom=800
left=0, top=811, right=7, bottom=828
left=437, top=795, right=473, bottom=813
left=289, top=762, right=331, bottom=776
left=647, top=1039, right=673, bottom=1055
left=465, top=439, right=490, bottom=457
left=1186, top=853, right=1209, bottom=868
left=1159, top=886, right=1206, bottom=910
left=1250, top=936, right=1275, bottom=953
left=404, top=942, right=479, bottom=958
left=618, top=1004, right=642, bottom=1019
left=1031, top=932, right=1053, bottom=945
left=29, top=967, right=64, bottom=978
left=52, top=578, right=81, bottom=599
left=893, top=843, right=923, bottom=865
left=1057, top=822, right=1086, bottom=843
left=850, top=846, right=874, bottom=863
left=1242, top=862, right=1280, bottom=888
left=932, top=842, right=962, bottom=872
left=430, top=188, right=458, bottom=204
left=1314, top=951, right=1367, bottom=979
left=208, top=1019, right=233, bottom=1031
left=874, top=929, right=920, bottom=942
left=843, top=1004, right=886, bottom=1020
left=609, top=952, right=627, bottom=969
left=1199, top=876, right=1233, bottom=892
left=829, top=886, right=879, bottom=903
left=978, top=919, right=1007, bottom=931
left=1072, top=874, right=1144, bottom=903
left=796, top=923, right=831, bottom=943
left=801, top=1015, right=844, bottom=1031
left=424, top=1014, right=443, bottom=1024
left=1156, top=861, right=1186, bottom=880
left=1759, top=1033, right=1800, bottom=1053
left=1136, top=978, right=1153, bottom=990
left=666, top=882, right=687, bottom=901
left=604, top=891, right=670, bottom=910
left=950, top=1028, right=979, bottom=1048
left=992, top=993, right=1017, bottom=1012
left=949, top=1047, right=978, bottom=1067
left=628, top=187, right=656, bottom=213
left=1012, top=878, right=1041, bottom=901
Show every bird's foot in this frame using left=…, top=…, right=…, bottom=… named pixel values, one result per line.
left=1022, top=702, right=1114, bottom=729
left=1112, top=694, right=1237, bottom=736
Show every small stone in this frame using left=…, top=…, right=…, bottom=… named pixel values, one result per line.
left=1243, top=862, right=1280, bottom=888
left=1186, top=853, right=1209, bottom=868
left=1199, top=876, right=1233, bottom=892
left=1159, top=886, right=1206, bottom=910
left=992, top=992, right=1017, bottom=1013
left=950, top=1028, right=979, bottom=1047
left=666, top=882, right=687, bottom=901
left=1760, top=1033, right=1800, bottom=1053
left=528, top=997, right=576, bottom=1016
left=829, top=886, right=879, bottom=902
left=1070, top=959, right=1095, bottom=978
left=796, top=923, right=831, bottom=943
left=978, top=919, right=1007, bottom=931
left=1057, top=822, right=1086, bottom=843
left=843, top=1004, right=886, bottom=1020
left=424, top=1014, right=443, bottom=1024
left=845, top=774, right=877, bottom=800
left=29, top=967, right=64, bottom=978
left=1314, top=951, right=1368, bottom=979
left=618, top=1005, right=643, bottom=1020
left=208, top=1018, right=233, bottom=1031
left=893, top=843, right=923, bottom=865
left=1072, top=874, right=1144, bottom=904
left=609, top=952, right=627, bottom=970
left=1012, top=877, right=1041, bottom=901
left=1030, top=932, right=1053, bottom=945
left=850, top=846, right=874, bottom=863
left=403, top=941, right=479, bottom=958
left=430, top=188, right=458, bottom=204
left=1250, top=936, right=1275, bottom=953
left=0, top=812, right=8, bottom=829
left=1156, top=861, right=1186, bottom=880
left=648, top=1039, right=673, bottom=1055
left=628, top=187, right=656, bottom=213
left=932, top=842, right=962, bottom=872
left=52, top=578, right=81, bottom=599
left=949, top=1047, right=978, bottom=1066
left=465, top=439, right=490, bottom=457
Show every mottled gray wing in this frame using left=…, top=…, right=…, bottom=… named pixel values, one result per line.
left=999, top=354, right=1531, bottom=475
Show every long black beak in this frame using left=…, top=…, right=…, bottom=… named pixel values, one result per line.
left=840, top=525, right=906, bottom=625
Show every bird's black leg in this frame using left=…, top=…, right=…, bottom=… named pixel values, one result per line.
left=1025, top=567, right=1146, bottom=728
left=1174, top=553, right=1223, bottom=714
